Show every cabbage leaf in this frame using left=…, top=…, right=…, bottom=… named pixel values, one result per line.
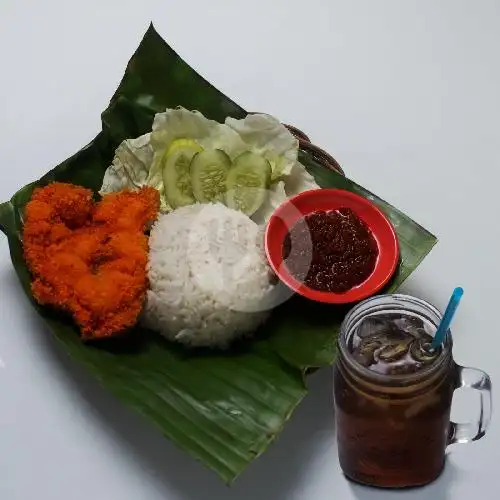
left=100, top=108, right=319, bottom=222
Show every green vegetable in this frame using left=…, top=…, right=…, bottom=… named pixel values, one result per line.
left=225, top=151, right=271, bottom=215
left=100, top=106, right=307, bottom=221
left=0, top=24, right=438, bottom=484
left=191, top=149, right=231, bottom=203
left=162, top=139, right=202, bottom=208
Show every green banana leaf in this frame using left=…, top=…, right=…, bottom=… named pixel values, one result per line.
left=0, top=24, right=437, bottom=483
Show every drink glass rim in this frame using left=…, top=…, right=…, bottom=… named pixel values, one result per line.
left=338, top=293, right=454, bottom=385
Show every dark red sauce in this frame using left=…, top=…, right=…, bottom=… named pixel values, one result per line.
left=282, top=208, right=378, bottom=293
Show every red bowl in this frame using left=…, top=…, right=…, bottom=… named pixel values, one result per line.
left=264, top=189, right=400, bottom=304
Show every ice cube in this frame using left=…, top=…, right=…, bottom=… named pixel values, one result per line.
left=352, top=336, right=384, bottom=366
left=409, top=339, right=440, bottom=364
left=352, top=352, right=373, bottom=367
left=392, top=315, right=426, bottom=338
left=377, top=338, right=412, bottom=362
left=356, top=315, right=395, bottom=339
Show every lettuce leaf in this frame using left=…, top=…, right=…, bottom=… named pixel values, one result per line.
left=225, top=113, right=298, bottom=180
left=100, top=108, right=319, bottom=222
left=252, top=161, right=319, bottom=225
left=98, top=132, right=175, bottom=210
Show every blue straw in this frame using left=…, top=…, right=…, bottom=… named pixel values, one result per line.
left=431, top=287, right=464, bottom=350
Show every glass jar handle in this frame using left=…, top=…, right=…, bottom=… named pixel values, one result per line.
left=449, top=365, right=492, bottom=445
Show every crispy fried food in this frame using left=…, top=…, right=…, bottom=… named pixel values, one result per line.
left=93, top=187, right=159, bottom=232
left=23, top=183, right=159, bottom=340
left=22, top=183, right=94, bottom=273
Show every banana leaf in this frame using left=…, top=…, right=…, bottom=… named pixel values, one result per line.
left=0, top=24, right=437, bottom=483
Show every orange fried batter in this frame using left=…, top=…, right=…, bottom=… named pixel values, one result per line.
left=22, top=183, right=159, bottom=340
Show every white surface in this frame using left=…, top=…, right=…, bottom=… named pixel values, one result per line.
left=0, top=0, right=498, bottom=498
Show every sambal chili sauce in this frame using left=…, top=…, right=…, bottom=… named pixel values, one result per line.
left=282, top=208, right=379, bottom=293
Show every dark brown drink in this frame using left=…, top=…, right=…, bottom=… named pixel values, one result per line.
left=334, top=295, right=492, bottom=488
left=349, top=313, right=442, bottom=373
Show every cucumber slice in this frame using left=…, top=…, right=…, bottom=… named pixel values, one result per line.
left=167, top=138, right=201, bottom=155
left=191, top=149, right=232, bottom=203
left=162, top=140, right=202, bottom=208
left=225, top=151, right=272, bottom=216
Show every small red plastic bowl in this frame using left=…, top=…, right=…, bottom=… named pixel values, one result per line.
left=265, top=189, right=400, bottom=304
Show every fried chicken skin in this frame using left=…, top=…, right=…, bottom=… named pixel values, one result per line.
left=93, top=187, right=160, bottom=232
left=22, top=183, right=94, bottom=273
left=23, top=183, right=159, bottom=340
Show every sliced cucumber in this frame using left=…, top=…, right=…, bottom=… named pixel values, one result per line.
left=225, top=151, right=272, bottom=216
left=191, top=149, right=232, bottom=203
left=167, top=138, right=201, bottom=155
left=162, top=139, right=202, bottom=208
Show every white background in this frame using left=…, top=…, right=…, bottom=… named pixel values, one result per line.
left=0, top=1, right=498, bottom=499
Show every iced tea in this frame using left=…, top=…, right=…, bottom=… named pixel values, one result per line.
left=334, top=295, right=492, bottom=488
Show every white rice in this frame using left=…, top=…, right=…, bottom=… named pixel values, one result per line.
left=143, top=203, right=275, bottom=348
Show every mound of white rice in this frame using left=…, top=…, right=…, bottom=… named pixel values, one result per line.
left=143, top=203, right=275, bottom=348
